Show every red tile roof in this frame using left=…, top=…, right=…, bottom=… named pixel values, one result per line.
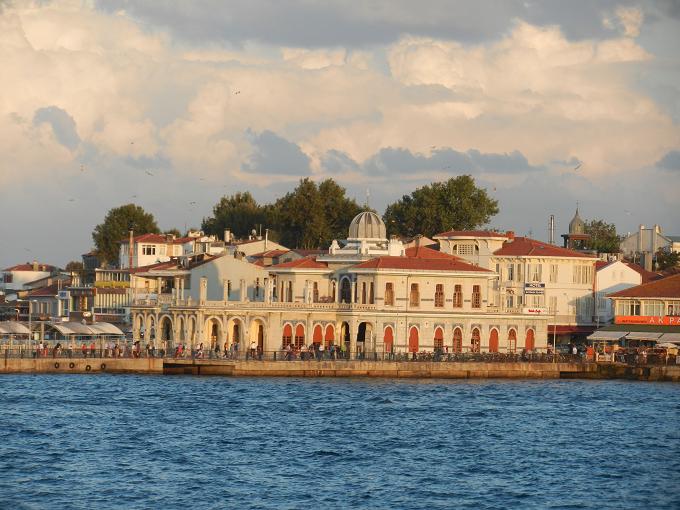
left=352, top=256, right=491, bottom=272
left=250, top=249, right=288, bottom=258
left=3, top=263, right=57, bottom=272
left=129, top=261, right=180, bottom=274
left=404, top=245, right=462, bottom=260
left=291, top=249, right=324, bottom=256
left=608, top=273, right=680, bottom=299
left=172, top=237, right=195, bottom=244
left=493, top=237, right=595, bottom=258
left=120, top=233, right=167, bottom=244
left=435, top=230, right=509, bottom=238
left=26, top=281, right=71, bottom=297
left=271, top=257, right=329, bottom=269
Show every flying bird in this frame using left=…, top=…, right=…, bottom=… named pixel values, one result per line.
left=574, top=161, right=582, bottom=171
left=145, top=170, right=154, bottom=176
left=68, top=198, right=75, bottom=202
left=189, top=201, right=196, bottom=205
left=234, top=90, right=241, bottom=95
left=130, top=141, right=135, bottom=145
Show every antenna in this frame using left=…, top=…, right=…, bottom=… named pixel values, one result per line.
left=549, top=214, right=555, bottom=245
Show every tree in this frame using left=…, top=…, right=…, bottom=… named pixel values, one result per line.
left=383, top=176, right=499, bottom=238
left=655, top=249, right=680, bottom=271
left=318, top=179, right=365, bottom=241
left=271, top=178, right=329, bottom=249
left=201, top=192, right=266, bottom=241
left=64, top=261, right=83, bottom=272
left=92, top=204, right=159, bottom=267
left=163, top=228, right=182, bottom=238
left=584, top=219, right=621, bottom=253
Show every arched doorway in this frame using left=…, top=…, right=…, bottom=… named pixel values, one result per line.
left=525, top=329, right=535, bottom=351
left=249, top=319, right=265, bottom=353
left=453, top=327, right=462, bottom=353
left=187, top=317, right=196, bottom=347
left=135, top=315, right=144, bottom=340
left=313, top=325, right=323, bottom=345
left=434, top=327, right=444, bottom=351
left=227, top=318, right=244, bottom=351
left=471, top=328, right=481, bottom=353
left=178, top=317, right=186, bottom=344
left=160, top=316, right=173, bottom=348
left=324, top=324, right=334, bottom=347
left=205, top=318, right=221, bottom=350
left=282, top=323, right=293, bottom=347
left=357, top=322, right=373, bottom=357
left=408, top=326, right=419, bottom=353
left=383, top=326, right=394, bottom=354
left=340, top=322, right=350, bottom=348
left=489, top=329, right=499, bottom=353
left=340, top=278, right=352, bottom=303
left=508, top=329, right=517, bottom=353
left=294, top=324, right=305, bottom=348
left=146, top=316, right=156, bottom=345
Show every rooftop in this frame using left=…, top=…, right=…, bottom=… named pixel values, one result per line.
left=493, top=237, right=596, bottom=258
left=608, top=273, right=680, bottom=299
left=435, top=230, right=509, bottom=239
left=270, top=257, right=329, bottom=270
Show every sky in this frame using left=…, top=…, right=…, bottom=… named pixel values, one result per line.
left=1, top=0, right=679, bottom=268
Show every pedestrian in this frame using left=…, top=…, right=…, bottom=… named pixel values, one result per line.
left=82, top=342, right=88, bottom=358
left=318, top=343, right=324, bottom=361
left=249, top=340, right=257, bottom=359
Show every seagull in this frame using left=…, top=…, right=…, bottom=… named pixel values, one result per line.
left=68, top=198, right=75, bottom=202
left=130, top=141, right=135, bottom=145
left=574, top=161, right=582, bottom=170
left=189, top=201, right=196, bottom=205
left=443, top=165, right=452, bottom=170
left=131, top=194, right=137, bottom=199
left=234, top=90, right=241, bottom=95
left=145, top=170, right=154, bottom=176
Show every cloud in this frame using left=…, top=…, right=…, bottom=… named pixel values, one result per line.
left=656, top=150, right=680, bottom=171
left=242, top=130, right=311, bottom=175
left=324, top=146, right=542, bottom=176
left=33, top=106, right=81, bottom=151
left=616, top=6, right=644, bottom=37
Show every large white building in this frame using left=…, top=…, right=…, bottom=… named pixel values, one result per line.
left=130, top=213, right=549, bottom=355
left=594, top=260, right=659, bottom=325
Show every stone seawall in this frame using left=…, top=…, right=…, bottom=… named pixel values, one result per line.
left=2, top=357, right=679, bottom=381
left=1, top=357, right=163, bottom=374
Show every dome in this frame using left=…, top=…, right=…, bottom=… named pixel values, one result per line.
left=569, top=208, right=585, bottom=234
left=348, top=211, right=387, bottom=240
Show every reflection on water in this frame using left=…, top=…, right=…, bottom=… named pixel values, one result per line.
left=0, top=375, right=679, bottom=509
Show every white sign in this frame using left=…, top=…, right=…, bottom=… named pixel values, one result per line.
left=523, top=307, right=548, bottom=315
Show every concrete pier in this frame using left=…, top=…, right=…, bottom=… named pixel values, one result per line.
left=3, top=356, right=678, bottom=381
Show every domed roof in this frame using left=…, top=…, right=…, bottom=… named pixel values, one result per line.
left=348, top=211, right=387, bottom=240
left=569, top=208, right=585, bottom=234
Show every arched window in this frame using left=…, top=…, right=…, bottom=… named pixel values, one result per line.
left=361, top=282, right=367, bottom=304
left=384, top=283, right=394, bottom=306
left=384, top=326, right=394, bottom=353
left=282, top=324, right=292, bottom=347
left=434, top=284, right=444, bottom=308
left=525, top=329, right=535, bottom=351
left=294, top=324, right=305, bottom=348
left=313, top=325, right=322, bottom=344
left=340, top=278, right=352, bottom=303
left=434, top=327, right=444, bottom=350
left=453, top=285, right=462, bottom=308
left=489, top=329, right=499, bottom=353
left=453, top=328, right=462, bottom=353
left=508, top=329, right=517, bottom=353
left=471, top=328, right=481, bottom=353
left=408, top=327, right=419, bottom=352
left=472, top=285, right=481, bottom=308
left=324, top=324, right=335, bottom=347
left=409, top=283, right=420, bottom=307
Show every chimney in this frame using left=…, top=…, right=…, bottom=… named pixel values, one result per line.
left=506, top=231, right=515, bottom=241
left=264, top=229, right=269, bottom=251
left=224, top=229, right=232, bottom=243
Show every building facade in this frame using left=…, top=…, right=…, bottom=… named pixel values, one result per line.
left=130, top=213, right=549, bottom=355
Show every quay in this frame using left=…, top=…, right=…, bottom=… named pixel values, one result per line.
left=2, top=356, right=680, bottom=382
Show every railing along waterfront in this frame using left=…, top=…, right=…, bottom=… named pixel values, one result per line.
left=3, top=346, right=678, bottom=366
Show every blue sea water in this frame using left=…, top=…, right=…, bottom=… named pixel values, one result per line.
left=0, top=375, right=678, bottom=509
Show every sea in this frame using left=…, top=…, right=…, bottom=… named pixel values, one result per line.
left=0, top=375, right=678, bottom=509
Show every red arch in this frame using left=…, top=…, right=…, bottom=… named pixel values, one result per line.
left=324, top=324, right=335, bottom=347
left=408, top=327, right=419, bottom=353
left=508, top=329, right=517, bottom=353
left=489, top=329, right=499, bottom=353
left=434, top=327, right=444, bottom=349
left=453, top=327, right=462, bottom=353
left=313, top=325, right=322, bottom=344
left=282, top=324, right=293, bottom=347
left=525, top=329, right=535, bottom=351
left=471, top=328, right=481, bottom=353
left=384, top=326, right=394, bottom=352
left=294, top=324, right=305, bottom=347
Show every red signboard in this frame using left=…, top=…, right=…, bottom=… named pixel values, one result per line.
left=615, top=315, right=680, bottom=326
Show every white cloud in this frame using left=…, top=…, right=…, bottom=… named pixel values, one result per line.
left=616, top=6, right=644, bottom=38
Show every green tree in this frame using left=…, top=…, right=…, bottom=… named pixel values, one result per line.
left=163, top=228, right=182, bottom=238
left=383, top=176, right=498, bottom=238
left=271, top=178, right=329, bottom=248
left=201, top=192, right=266, bottom=240
left=584, top=219, right=621, bottom=253
left=92, top=204, right=159, bottom=267
left=64, top=261, right=84, bottom=272
left=318, top=179, right=365, bottom=241
left=655, top=249, right=679, bottom=271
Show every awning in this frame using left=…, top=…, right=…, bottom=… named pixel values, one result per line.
left=0, top=322, right=31, bottom=335
left=50, top=322, right=125, bottom=336
left=625, top=331, right=664, bottom=341
left=659, top=333, right=680, bottom=345
left=587, top=330, right=627, bottom=342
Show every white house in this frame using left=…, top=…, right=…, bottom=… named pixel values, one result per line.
left=595, top=260, right=660, bottom=324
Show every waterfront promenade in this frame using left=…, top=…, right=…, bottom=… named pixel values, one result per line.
left=2, top=349, right=679, bottom=381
